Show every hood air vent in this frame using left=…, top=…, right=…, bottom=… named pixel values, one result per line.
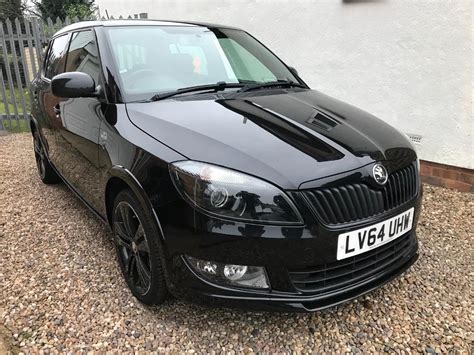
left=307, top=112, right=339, bottom=131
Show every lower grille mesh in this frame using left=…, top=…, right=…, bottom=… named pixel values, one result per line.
left=289, top=233, right=412, bottom=294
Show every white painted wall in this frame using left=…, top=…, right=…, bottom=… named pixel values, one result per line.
left=95, top=0, right=473, bottom=169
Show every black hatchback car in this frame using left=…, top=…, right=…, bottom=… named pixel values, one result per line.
left=30, top=20, right=422, bottom=312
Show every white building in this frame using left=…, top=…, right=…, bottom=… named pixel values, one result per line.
left=95, top=0, right=473, bottom=170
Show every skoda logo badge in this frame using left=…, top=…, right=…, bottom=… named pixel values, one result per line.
left=373, top=164, right=388, bottom=185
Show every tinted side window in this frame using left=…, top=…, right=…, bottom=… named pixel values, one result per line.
left=65, top=30, right=100, bottom=85
left=44, top=34, right=69, bottom=79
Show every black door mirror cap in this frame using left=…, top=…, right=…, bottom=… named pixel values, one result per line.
left=51, top=72, right=98, bottom=98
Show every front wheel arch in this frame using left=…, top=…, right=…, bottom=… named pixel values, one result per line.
left=104, top=167, right=165, bottom=242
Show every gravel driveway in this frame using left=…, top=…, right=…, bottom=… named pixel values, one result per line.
left=0, top=133, right=472, bottom=353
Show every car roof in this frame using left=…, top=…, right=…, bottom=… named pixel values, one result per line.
left=54, top=19, right=242, bottom=37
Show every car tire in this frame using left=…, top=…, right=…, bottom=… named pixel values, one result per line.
left=112, top=189, right=168, bottom=305
left=33, top=130, right=61, bottom=184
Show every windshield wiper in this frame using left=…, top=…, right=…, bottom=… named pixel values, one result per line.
left=239, top=79, right=306, bottom=93
left=149, top=82, right=245, bottom=101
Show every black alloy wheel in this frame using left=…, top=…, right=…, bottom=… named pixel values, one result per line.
left=112, top=189, right=167, bottom=305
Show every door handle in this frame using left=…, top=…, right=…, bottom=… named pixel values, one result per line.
left=53, top=104, right=61, bottom=115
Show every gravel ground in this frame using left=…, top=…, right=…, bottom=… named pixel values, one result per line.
left=0, top=133, right=473, bottom=353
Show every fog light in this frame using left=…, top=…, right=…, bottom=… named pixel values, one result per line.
left=196, top=260, right=217, bottom=275
left=186, top=256, right=269, bottom=289
left=224, top=264, right=247, bottom=280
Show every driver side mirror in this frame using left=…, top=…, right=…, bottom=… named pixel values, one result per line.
left=51, top=72, right=97, bottom=98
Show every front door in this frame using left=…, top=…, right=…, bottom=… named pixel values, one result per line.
left=33, top=33, right=70, bottom=164
left=54, top=29, right=104, bottom=212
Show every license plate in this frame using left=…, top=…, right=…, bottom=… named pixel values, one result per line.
left=337, top=208, right=414, bottom=260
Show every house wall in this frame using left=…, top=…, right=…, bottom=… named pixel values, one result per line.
left=95, top=0, right=473, bottom=169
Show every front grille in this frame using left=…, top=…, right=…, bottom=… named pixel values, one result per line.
left=301, top=163, right=418, bottom=225
left=289, top=233, right=412, bottom=294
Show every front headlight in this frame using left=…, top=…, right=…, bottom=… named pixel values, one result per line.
left=169, top=161, right=303, bottom=225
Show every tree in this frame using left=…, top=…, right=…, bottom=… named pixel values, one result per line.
left=0, top=0, right=25, bottom=21
left=65, top=3, right=96, bottom=19
left=33, top=0, right=97, bottom=21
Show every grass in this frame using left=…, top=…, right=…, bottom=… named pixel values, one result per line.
left=0, top=87, right=32, bottom=112
left=0, top=87, right=31, bottom=133
left=0, top=99, right=16, bottom=113
left=1, top=118, right=29, bottom=133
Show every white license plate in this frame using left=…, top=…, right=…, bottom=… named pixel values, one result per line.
left=337, top=208, right=414, bottom=260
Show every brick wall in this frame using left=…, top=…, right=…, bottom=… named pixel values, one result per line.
left=420, top=160, right=474, bottom=193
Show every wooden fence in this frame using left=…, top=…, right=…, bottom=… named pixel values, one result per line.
left=0, top=16, right=81, bottom=131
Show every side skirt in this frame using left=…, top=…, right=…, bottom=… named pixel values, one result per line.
left=48, top=158, right=109, bottom=228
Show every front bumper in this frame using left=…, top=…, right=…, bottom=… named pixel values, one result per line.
left=158, top=188, right=422, bottom=312
left=175, top=244, right=418, bottom=312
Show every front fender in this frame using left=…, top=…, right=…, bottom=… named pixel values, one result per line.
left=105, top=165, right=166, bottom=241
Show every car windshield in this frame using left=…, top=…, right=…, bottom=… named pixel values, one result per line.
left=105, top=25, right=299, bottom=101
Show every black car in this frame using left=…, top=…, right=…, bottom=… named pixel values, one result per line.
left=30, top=20, right=422, bottom=312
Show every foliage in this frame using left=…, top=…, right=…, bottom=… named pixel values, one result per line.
left=0, top=0, right=25, bottom=21
left=0, top=116, right=29, bottom=132
left=33, top=0, right=97, bottom=21
left=65, top=3, right=96, bottom=20
left=0, top=88, right=30, bottom=133
left=0, top=87, right=31, bottom=114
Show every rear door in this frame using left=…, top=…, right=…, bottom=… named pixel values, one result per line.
left=54, top=29, right=105, bottom=211
left=33, top=33, right=70, bottom=164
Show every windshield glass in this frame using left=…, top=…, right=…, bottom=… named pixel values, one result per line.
left=105, top=25, right=299, bottom=101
